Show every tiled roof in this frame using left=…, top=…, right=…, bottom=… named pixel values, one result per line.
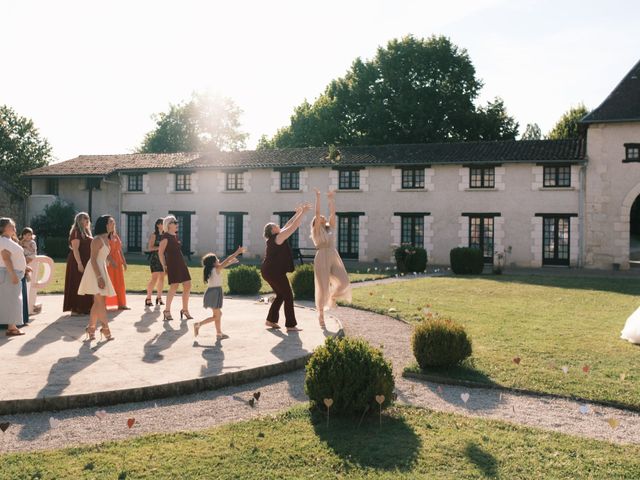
left=23, top=139, right=585, bottom=178
left=582, top=59, right=640, bottom=124
left=183, top=139, right=586, bottom=170
left=24, top=153, right=200, bottom=177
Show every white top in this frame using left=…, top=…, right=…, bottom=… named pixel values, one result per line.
left=207, top=268, right=222, bottom=288
left=0, top=236, right=27, bottom=271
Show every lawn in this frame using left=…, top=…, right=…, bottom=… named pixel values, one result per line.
left=1, top=406, right=638, bottom=479
left=40, top=258, right=387, bottom=295
left=350, top=275, right=640, bottom=409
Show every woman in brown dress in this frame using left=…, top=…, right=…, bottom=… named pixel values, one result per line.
left=158, top=215, right=191, bottom=321
left=261, top=203, right=312, bottom=332
left=63, top=212, right=94, bottom=315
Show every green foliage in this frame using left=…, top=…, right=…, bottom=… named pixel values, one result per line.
left=547, top=104, right=589, bottom=140
left=30, top=199, right=76, bottom=238
left=43, top=237, right=69, bottom=259
left=291, top=264, right=315, bottom=300
left=0, top=105, right=52, bottom=193
left=226, top=265, right=261, bottom=295
left=262, top=35, right=518, bottom=148
left=394, top=244, right=427, bottom=273
left=305, top=336, right=395, bottom=416
left=412, top=317, right=472, bottom=368
left=521, top=123, right=542, bottom=140
left=450, top=247, right=484, bottom=274
left=138, top=92, right=248, bottom=153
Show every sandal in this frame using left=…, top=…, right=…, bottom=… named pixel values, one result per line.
left=144, top=298, right=153, bottom=307
left=6, top=328, right=25, bottom=337
left=216, top=333, right=230, bottom=340
left=100, top=326, right=114, bottom=341
left=84, top=325, right=96, bottom=341
left=180, top=310, right=194, bottom=320
left=286, top=327, right=303, bottom=332
left=265, top=321, right=281, bottom=329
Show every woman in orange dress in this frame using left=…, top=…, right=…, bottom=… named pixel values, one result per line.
left=105, top=225, right=129, bottom=310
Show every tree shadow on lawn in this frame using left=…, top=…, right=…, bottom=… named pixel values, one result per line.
left=311, top=409, right=421, bottom=471
left=465, top=442, right=499, bottom=479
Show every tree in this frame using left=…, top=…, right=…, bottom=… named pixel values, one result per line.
left=138, top=92, right=248, bottom=153
left=30, top=198, right=76, bottom=238
left=547, top=104, right=589, bottom=140
left=521, top=123, right=542, bottom=140
left=260, top=35, right=518, bottom=149
left=0, top=105, right=52, bottom=193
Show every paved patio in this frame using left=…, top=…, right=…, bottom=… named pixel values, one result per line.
left=0, top=294, right=340, bottom=414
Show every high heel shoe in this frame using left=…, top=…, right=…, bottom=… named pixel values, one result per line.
left=163, top=310, right=173, bottom=321
left=84, top=325, right=96, bottom=341
left=156, top=297, right=164, bottom=306
left=100, top=326, right=114, bottom=341
left=180, top=309, right=193, bottom=320
left=145, top=297, right=153, bottom=307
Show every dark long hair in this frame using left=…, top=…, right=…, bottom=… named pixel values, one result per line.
left=202, top=253, right=218, bottom=283
left=94, top=215, right=112, bottom=235
left=154, top=218, right=163, bottom=237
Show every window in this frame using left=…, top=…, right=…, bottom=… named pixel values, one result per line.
left=469, top=167, right=495, bottom=188
left=278, top=213, right=299, bottom=249
left=401, top=168, right=424, bottom=189
left=543, top=166, right=571, bottom=187
left=175, top=173, right=191, bottom=191
left=126, top=213, right=142, bottom=252
left=46, top=178, right=59, bottom=196
left=468, top=216, right=495, bottom=263
left=337, top=214, right=359, bottom=259
left=86, top=178, right=101, bottom=190
left=338, top=169, right=360, bottom=190
left=224, top=214, right=243, bottom=255
left=280, top=171, right=300, bottom=190
left=127, top=174, right=143, bottom=192
left=400, top=216, right=424, bottom=247
left=542, top=216, right=570, bottom=266
left=624, top=143, right=640, bottom=162
left=226, top=172, right=244, bottom=191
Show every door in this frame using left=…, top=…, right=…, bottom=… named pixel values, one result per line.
left=225, top=214, right=243, bottom=255
left=469, top=216, right=494, bottom=264
left=542, top=216, right=570, bottom=266
left=337, top=214, right=359, bottom=259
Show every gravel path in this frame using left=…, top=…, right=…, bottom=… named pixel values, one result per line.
left=1, top=305, right=639, bottom=453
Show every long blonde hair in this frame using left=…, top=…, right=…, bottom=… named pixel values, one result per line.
left=70, top=212, right=91, bottom=239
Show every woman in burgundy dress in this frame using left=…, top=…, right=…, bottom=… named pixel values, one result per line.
left=158, top=215, right=191, bottom=321
left=63, top=212, right=94, bottom=315
left=261, top=203, right=312, bottom=332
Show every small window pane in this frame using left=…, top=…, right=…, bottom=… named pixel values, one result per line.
left=280, top=171, right=300, bottom=190
left=338, top=170, right=360, bottom=189
left=128, top=174, right=143, bottom=192
left=469, top=167, right=494, bottom=188
left=226, top=172, right=244, bottom=191
left=401, top=168, right=424, bottom=189
left=176, top=173, right=191, bottom=191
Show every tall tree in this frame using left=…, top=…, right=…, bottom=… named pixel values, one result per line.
left=138, top=92, right=248, bottom=153
left=260, top=35, right=518, bottom=149
left=521, top=123, right=542, bottom=140
left=0, top=105, right=52, bottom=193
left=547, top=104, right=589, bottom=140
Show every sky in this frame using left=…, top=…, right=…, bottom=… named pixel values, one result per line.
left=1, top=0, right=639, bottom=162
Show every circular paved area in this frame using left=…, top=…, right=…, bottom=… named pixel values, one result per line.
left=0, top=294, right=340, bottom=414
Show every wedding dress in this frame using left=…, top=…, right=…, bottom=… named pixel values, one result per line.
left=621, top=307, right=640, bottom=344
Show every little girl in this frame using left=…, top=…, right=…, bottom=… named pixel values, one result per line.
left=194, top=245, right=246, bottom=339
left=20, top=227, right=37, bottom=264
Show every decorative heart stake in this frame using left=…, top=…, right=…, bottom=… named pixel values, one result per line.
left=607, top=418, right=620, bottom=430
left=582, top=365, right=590, bottom=374
left=375, top=395, right=385, bottom=426
left=620, top=373, right=626, bottom=381
left=323, top=398, right=333, bottom=426
left=127, top=418, right=135, bottom=429
left=561, top=366, right=569, bottom=375
left=248, top=398, right=255, bottom=408
left=512, top=357, right=521, bottom=365
left=460, top=393, right=470, bottom=405
left=95, top=410, right=108, bottom=421
left=49, top=417, right=61, bottom=429
left=253, top=391, right=261, bottom=401
left=579, top=404, right=590, bottom=415
left=0, top=422, right=9, bottom=433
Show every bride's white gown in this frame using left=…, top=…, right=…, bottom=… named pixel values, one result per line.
left=621, top=307, right=640, bottom=344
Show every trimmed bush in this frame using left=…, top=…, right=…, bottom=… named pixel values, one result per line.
left=291, top=264, right=315, bottom=300
left=227, top=265, right=261, bottom=295
left=450, top=247, right=484, bottom=274
left=305, top=336, right=395, bottom=416
left=412, top=317, right=472, bottom=369
left=31, top=199, right=76, bottom=238
left=394, top=244, right=427, bottom=273
left=43, top=237, right=69, bottom=259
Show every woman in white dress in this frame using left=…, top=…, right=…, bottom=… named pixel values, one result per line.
left=621, top=307, right=640, bottom=344
left=78, top=215, right=116, bottom=341
left=0, top=218, right=28, bottom=336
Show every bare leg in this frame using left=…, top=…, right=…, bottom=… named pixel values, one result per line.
left=165, top=283, right=179, bottom=316
left=194, top=308, right=216, bottom=337
left=181, top=280, right=191, bottom=312
left=214, top=310, right=224, bottom=336
left=155, top=273, right=165, bottom=299
left=145, top=274, right=155, bottom=299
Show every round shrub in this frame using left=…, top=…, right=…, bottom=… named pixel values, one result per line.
left=227, top=265, right=261, bottom=295
left=291, top=264, right=315, bottom=300
left=394, top=245, right=427, bottom=273
left=305, top=336, right=395, bottom=416
left=450, top=247, right=484, bottom=274
left=412, top=317, right=472, bottom=368
left=43, top=237, right=69, bottom=259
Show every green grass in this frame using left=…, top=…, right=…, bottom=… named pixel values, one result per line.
left=40, top=259, right=387, bottom=295
left=1, top=405, right=638, bottom=479
left=351, top=275, right=640, bottom=409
